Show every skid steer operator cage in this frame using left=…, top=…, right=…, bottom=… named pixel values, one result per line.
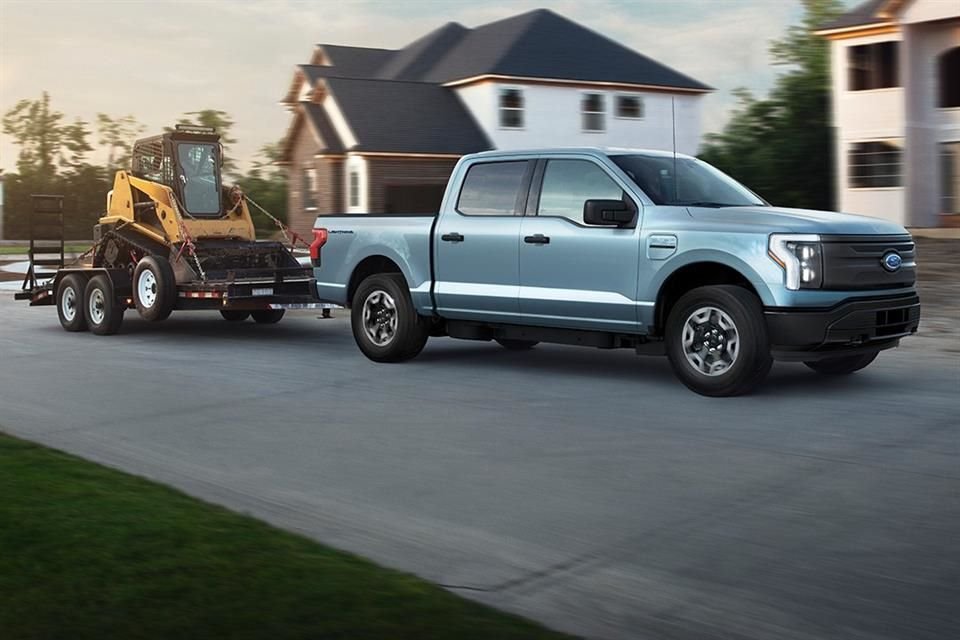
left=130, top=125, right=225, bottom=218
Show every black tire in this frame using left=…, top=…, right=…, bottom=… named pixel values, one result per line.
left=351, top=273, right=429, bottom=362
left=220, top=310, right=250, bottom=322
left=56, top=273, right=88, bottom=332
left=496, top=338, right=539, bottom=350
left=804, top=352, right=878, bottom=375
left=84, top=274, right=124, bottom=336
left=133, top=255, right=176, bottom=322
left=665, top=285, right=772, bottom=397
left=251, top=309, right=285, bottom=324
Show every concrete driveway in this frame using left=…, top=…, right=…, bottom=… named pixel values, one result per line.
left=0, top=295, right=957, bottom=639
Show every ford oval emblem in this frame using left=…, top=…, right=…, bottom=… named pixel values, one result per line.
left=882, top=251, right=903, bottom=272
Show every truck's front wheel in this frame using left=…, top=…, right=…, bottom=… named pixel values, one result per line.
left=352, top=274, right=429, bottom=362
left=665, top=285, right=772, bottom=397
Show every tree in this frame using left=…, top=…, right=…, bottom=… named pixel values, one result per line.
left=172, top=109, right=238, bottom=175
left=699, top=0, right=844, bottom=211
left=2, top=92, right=91, bottom=187
left=237, top=141, right=288, bottom=235
left=96, top=113, right=145, bottom=171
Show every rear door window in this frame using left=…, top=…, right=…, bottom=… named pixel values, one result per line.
left=457, top=161, right=529, bottom=215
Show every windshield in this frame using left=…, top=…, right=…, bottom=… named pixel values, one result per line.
left=610, top=154, right=765, bottom=207
left=176, top=142, right=221, bottom=216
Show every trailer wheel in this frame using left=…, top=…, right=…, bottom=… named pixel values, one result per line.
left=133, top=256, right=176, bottom=322
left=220, top=310, right=250, bottom=322
left=85, top=274, right=124, bottom=336
left=56, top=274, right=89, bottom=332
left=251, top=309, right=285, bottom=324
left=352, top=273, right=429, bottom=362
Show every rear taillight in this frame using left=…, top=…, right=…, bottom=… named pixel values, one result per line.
left=310, top=228, right=328, bottom=266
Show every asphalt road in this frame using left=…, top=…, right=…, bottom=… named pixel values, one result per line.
left=1, top=295, right=958, bottom=640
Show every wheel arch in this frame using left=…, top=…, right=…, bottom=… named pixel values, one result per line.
left=652, top=258, right=772, bottom=336
left=347, top=255, right=406, bottom=306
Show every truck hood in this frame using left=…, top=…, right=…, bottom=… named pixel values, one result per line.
left=687, top=205, right=909, bottom=236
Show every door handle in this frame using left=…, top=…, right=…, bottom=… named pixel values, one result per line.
left=524, top=234, right=550, bottom=245
left=441, top=232, right=464, bottom=243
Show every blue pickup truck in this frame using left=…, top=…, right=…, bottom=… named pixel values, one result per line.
left=309, top=148, right=920, bottom=396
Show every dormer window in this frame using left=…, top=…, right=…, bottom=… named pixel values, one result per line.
left=848, top=41, right=899, bottom=91
left=499, top=88, right=524, bottom=129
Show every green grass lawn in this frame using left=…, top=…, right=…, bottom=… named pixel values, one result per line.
left=0, top=244, right=93, bottom=255
left=0, top=432, right=571, bottom=640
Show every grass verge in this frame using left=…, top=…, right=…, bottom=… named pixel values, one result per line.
left=0, top=432, right=570, bottom=640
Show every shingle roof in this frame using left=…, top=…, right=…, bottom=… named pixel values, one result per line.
left=308, top=8, right=710, bottom=91
left=323, top=77, right=491, bottom=154
left=818, top=0, right=890, bottom=31
left=301, top=102, right=344, bottom=154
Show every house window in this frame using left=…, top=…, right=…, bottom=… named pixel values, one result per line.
left=849, top=140, right=902, bottom=188
left=582, top=93, right=605, bottom=132
left=848, top=41, right=899, bottom=91
left=302, top=167, right=317, bottom=209
left=941, top=143, right=960, bottom=215
left=499, top=88, right=524, bottom=129
left=349, top=170, right=360, bottom=208
left=939, top=47, right=960, bottom=108
left=615, top=95, right=644, bottom=119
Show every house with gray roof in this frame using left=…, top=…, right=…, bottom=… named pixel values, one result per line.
left=280, top=8, right=711, bottom=236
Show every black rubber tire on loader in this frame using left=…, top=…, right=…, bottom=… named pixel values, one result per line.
left=665, top=285, right=773, bottom=397
left=56, top=273, right=89, bottom=332
left=133, top=255, right=176, bottom=322
left=252, top=309, right=285, bottom=324
left=351, top=273, right=429, bottom=363
left=84, top=274, right=125, bottom=336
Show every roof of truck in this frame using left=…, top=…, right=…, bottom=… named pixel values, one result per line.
left=464, top=147, right=697, bottom=161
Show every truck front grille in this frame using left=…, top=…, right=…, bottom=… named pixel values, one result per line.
left=821, top=235, right=916, bottom=291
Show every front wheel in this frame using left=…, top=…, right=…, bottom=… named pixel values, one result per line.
left=133, top=256, right=176, bottom=322
left=804, top=352, right=878, bottom=375
left=665, top=285, right=772, bottom=397
left=351, top=274, right=429, bottom=362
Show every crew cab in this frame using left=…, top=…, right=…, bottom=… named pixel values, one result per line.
left=310, top=148, right=920, bottom=396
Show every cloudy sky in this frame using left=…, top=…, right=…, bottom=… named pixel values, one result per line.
left=0, top=0, right=850, bottom=173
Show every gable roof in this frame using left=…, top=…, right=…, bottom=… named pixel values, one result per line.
left=817, top=0, right=892, bottom=32
left=300, top=8, right=710, bottom=92
left=322, top=77, right=491, bottom=154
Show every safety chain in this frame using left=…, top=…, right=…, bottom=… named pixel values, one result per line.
left=244, top=193, right=308, bottom=250
left=169, top=197, right=207, bottom=282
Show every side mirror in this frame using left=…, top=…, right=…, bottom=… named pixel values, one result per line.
left=583, top=199, right=635, bottom=227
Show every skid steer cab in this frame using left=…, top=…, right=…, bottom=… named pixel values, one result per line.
left=15, top=124, right=321, bottom=334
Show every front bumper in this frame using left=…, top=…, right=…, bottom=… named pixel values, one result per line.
left=765, top=294, right=920, bottom=361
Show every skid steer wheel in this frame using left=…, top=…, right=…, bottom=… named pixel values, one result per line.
left=56, top=273, right=89, bottom=332
left=84, top=275, right=124, bottom=336
left=251, top=309, right=285, bottom=324
left=496, top=339, right=539, bottom=351
left=352, top=273, right=429, bottom=363
left=665, top=285, right=772, bottom=397
left=220, top=310, right=250, bottom=322
left=805, top=352, right=879, bottom=375
left=133, top=255, right=176, bottom=322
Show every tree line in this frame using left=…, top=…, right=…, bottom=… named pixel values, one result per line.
left=1, top=96, right=286, bottom=239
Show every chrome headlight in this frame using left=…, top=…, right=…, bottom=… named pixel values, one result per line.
left=769, top=234, right=822, bottom=290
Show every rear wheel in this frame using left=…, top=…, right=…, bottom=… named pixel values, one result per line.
left=804, top=352, right=878, bottom=375
left=352, top=273, right=429, bottom=362
left=56, top=274, right=88, bottom=332
left=133, top=255, right=176, bottom=322
left=496, top=338, right=539, bottom=351
left=665, top=285, right=772, bottom=397
left=85, top=274, right=124, bottom=336
left=220, top=310, right=250, bottom=322
left=251, top=309, right=285, bottom=324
